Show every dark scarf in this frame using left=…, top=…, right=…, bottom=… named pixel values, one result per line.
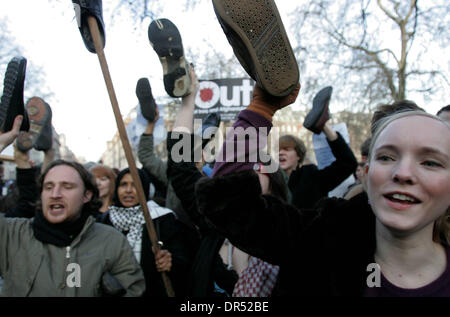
left=32, top=210, right=91, bottom=247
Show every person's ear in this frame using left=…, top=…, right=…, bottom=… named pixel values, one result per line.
left=361, top=164, right=369, bottom=192
left=83, top=190, right=93, bottom=203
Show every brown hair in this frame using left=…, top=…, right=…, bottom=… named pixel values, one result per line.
left=279, top=134, right=307, bottom=164
left=38, top=159, right=102, bottom=215
left=370, top=100, right=424, bottom=134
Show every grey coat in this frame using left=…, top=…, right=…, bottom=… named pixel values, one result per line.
left=0, top=214, right=145, bottom=297
left=138, top=133, right=183, bottom=213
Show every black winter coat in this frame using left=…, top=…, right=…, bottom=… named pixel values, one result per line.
left=289, top=133, right=358, bottom=209
left=195, top=169, right=376, bottom=296
left=99, top=211, right=198, bottom=297
left=167, top=132, right=238, bottom=296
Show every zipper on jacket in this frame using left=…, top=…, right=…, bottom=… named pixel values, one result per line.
left=59, top=246, right=71, bottom=291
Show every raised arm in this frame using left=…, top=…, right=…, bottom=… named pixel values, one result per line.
left=172, top=65, right=199, bottom=133
left=166, top=67, right=208, bottom=230
left=137, top=109, right=169, bottom=186
left=212, top=84, right=300, bottom=177
left=317, top=124, right=358, bottom=195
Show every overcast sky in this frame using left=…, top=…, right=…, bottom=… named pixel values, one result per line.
left=0, top=0, right=301, bottom=162
left=0, top=1, right=446, bottom=162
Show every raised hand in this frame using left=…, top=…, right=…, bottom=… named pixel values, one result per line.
left=0, top=115, right=23, bottom=153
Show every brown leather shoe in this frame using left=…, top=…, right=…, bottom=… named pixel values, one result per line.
left=16, top=97, right=52, bottom=152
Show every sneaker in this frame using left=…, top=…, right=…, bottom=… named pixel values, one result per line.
left=72, top=0, right=105, bottom=53
left=303, top=86, right=333, bottom=134
left=148, top=18, right=191, bottom=98
left=0, top=56, right=30, bottom=132
left=135, top=78, right=157, bottom=122
left=16, top=97, right=52, bottom=152
left=212, top=0, right=299, bottom=97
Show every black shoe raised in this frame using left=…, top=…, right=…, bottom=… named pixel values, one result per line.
left=304, top=86, right=333, bottom=134
left=72, top=0, right=105, bottom=53
left=16, top=97, right=52, bottom=152
left=212, top=0, right=299, bottom=97
left=148, top=18, right=191, bottom=98
left=34, top=99, right=53, bottom=152
left=201, top=112, right=221, bottom=149
left=135, top=78, right=157, bottom=122
left=0, top=56, right=30, bottom=132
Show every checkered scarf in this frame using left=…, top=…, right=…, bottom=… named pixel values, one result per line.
left=232, top=256, right=280, bottom=297
left=109, top=201, right=173, bottom=263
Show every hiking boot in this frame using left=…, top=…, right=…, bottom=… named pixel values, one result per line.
left=16, top=97, right=52, bottom=152
left=72, top=0, right=105, bottom=53
left=201, top=112, right=221, bottom=148
left=135, top=78, right=157, bottom=122
left=0, top=56, right=30, bottom=132
left=304, top=86, right=333, bottom=134
left=148, top=18, right=191, bottom=98
left=212, top=0, right=299, bottom=97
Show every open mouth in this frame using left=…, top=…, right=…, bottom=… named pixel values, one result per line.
left=383, top=193, right=421, bottom=205
left=122, top=196, right=136, bottom=202
left=49, top=203, right=65, bottom=213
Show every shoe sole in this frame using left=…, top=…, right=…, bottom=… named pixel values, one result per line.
left=0, top=56, right=30, bottom=132
left=136, top=78, right=156, bottom=122
left=212, top=0, right=299, bottom=97
left=16, top=97, right=51, bottom=152
left=304, top=86, right=333, bottom=133
left=148, top=19, right=191, bottom=98
left=33, top=100, right=52, bottom=151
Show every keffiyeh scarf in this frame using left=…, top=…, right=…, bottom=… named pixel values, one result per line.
left=232, top=256, right=280, bottom=297
left=108, top=201, right=173, bottom=262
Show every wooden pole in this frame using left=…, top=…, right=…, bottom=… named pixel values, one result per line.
left=86, top=16, right=175, bottom=297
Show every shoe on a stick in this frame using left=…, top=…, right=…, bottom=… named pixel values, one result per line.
left=304, top=86, right=333, bottom=134
left=0, top=56, right=30, bottom=133
left=148, top=18, right=191, bottom=98
left=212, top=0, right=299, bottom=97
left=136, top=78, right=157, bottom=122
left=72, top=0, right=106, bottom=53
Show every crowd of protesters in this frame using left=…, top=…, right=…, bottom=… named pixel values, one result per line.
left=0, top=0, right=448, bottom=298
